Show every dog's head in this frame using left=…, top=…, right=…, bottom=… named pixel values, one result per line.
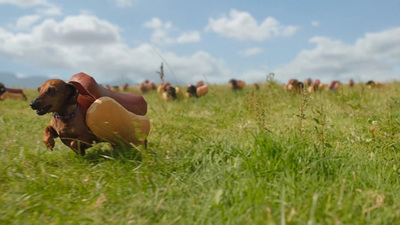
left=30, top=79, right=78, bottom=115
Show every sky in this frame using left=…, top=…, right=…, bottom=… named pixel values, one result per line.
left=0, top=0, right=399, bottom=87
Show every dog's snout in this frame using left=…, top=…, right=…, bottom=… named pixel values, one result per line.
left=30, top=98, right=39, bottom=109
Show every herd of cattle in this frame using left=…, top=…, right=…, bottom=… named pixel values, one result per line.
left=283, top=78, right=383, bottom=94
left=0, top=78, right=385, bottom=102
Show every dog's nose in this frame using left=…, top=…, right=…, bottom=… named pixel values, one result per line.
left=30, top=98, right=38, bottom=109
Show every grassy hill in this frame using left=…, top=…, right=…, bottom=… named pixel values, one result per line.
left=1, top=82, right=400, bottom=224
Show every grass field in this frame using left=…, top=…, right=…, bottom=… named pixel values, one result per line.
left=1, top=81, right=400, bottom=224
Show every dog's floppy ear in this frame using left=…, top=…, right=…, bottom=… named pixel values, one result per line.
left=66, top=83, right=79, bottom=105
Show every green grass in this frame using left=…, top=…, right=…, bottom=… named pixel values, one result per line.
left=1, top=82, right=400, bottom=224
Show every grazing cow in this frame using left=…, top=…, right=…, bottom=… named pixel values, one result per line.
left=366, top=80, right=375, bottom=87
left=0, top=83, right=27, bottom=101
left=138, top=82, right=148, bottom=94
left=195, top=81, right=208, bottom=97
left=102, top=85, right=112, bottom=90
left=186, top=85, right=197, bottom=98
left=139, top=80, right=156, bottom=94
left=162, top=83, right=179, bottom=101
left=120, top=83, right=130, bottom=92
left=186, top=81, right=209, bottom=98
left=157, top=82, right=170, bottom=93
left=252, top=83, right=260, bottom=90
left=327, top=80, right=341, bottom=91
left=285, top=79, right=304, bottom=93
left=304, top=78, right=313, bottom=87
left=308, top=79, right=323, bottom=93
left=196, top=81, right=205, bottom=88
left=348, top=79, right=355, bottom=88
left=112, top=86, right=119, bottom=92
left=366, top=80, right=383, bottom=88
left=374, top=81, right=384, bottom=87
left=146, top=81, right=156, bottom=90
left=229, top=79, right=246, bottom=90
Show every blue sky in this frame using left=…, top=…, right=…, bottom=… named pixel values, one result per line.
left=0, top=0, right=399, bottom=87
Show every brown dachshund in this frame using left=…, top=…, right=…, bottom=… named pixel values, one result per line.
left=30, top=79, right=98, bottom=155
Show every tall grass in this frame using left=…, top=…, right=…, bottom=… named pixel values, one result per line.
left=1, top=82, right=400, bottom=224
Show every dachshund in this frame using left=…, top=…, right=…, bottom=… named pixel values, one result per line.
left=30, top=79, right=98, bottom=155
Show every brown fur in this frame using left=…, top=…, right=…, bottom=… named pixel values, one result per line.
left=348, top=79, right=355, bottom=87
left=162, top=84, right=178, bottom=101
left=327, top=80, right=341, bottom=91
left=229, top=79, right=246, bottom=90
left=285, top=79, right=304, bottom=93
left=138, top=80, right=156, bottom=94
left=304, top=78, right=313, bottom=87
left=157, top=82, right=170, bottom=93
left=1, top=91, right=27, bottom=100
left=30, top=79, right=98, bottom=155
left=0, top=84, right=27, bottom=100
left=138, top=82, right=148, bottom=94
left=308, top=79, right=322, bottom=93
left=120, top=83, right=130, bottom=92
left=252, top=83, right=260, bottom=90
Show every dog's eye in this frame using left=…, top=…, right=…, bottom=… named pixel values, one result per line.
left=47, top=88, right=55, bottom=94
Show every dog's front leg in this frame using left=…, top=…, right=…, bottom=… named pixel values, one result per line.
left=43, top=125, right=58, bottom=150
left=69, top=140, right=86, bottom=156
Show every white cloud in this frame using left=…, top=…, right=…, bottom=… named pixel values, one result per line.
left=144, top=17, right=201, bottom=45
left=143, top=18, right=163, bottom=29
left=177, top=31, right=201, bottom=43
left=311, top=21, right=320, bottom=27
left=114, top=0, right=134, bottom=7
left=16, top=15, right=41, bottom=30
left=34, top=14, right=122, bottom=46
left=36, top=3, right=61, bottom=15
left=238, top=47, right=263, bottom=57
left=15, top=72, right=26, bottom=78
left=275, top=28, right=400, bottom=83
left=239, top=70, right=268, bottom=83
left=0, top=0, right=47, bottom=7
left=206, top=9, right=298, bottom=41
left=0, top=0, right=61, bottom=15
left=143, top=18, right=174, bottom=45
left=0, top=14, right=229, bottom=85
